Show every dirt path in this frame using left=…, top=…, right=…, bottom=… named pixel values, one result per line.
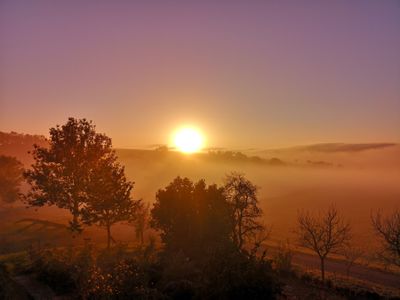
left=291, top=251, right=400, bottom=289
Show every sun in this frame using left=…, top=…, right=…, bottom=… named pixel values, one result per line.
left=173, top=127, right=204, bottom=153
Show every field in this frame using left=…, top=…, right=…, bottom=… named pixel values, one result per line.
left=1, top=143, right=399, bottom=296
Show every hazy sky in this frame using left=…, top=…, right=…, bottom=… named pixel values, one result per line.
left=1, top=1, right=399, bottom=149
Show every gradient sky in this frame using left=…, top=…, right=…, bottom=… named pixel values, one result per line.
left=1, top=1, right=399, bottom=149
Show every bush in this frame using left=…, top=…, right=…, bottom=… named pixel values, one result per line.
left=200, top=250, right=281, bottom=299
left=31, top=245, right=164, bottom=299
left=272, top=242, right=293, bottom=275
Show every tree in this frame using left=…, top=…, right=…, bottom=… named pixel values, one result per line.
left=296, top=205, right=351, bottom=281
left=81, top=160, right=141, bottom=248
left=151, top=177, right=233, bottom=260
left=371, top=209, right=400, bottom=267
left=130, top=202, right=150, bottom=245
left=24, top=118, right=115, bottom=232
left=224, top=173, right=264, bottom=252
left=0, top=155, right=23, bottom=204
left=342, top=245, right=364, bottom=277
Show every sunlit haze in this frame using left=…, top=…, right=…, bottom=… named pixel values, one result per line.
left=173, top=127, right=204, bottom=153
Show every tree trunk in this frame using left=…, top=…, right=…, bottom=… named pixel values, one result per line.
left=140, top=229, right=144, bottom=245
left=107, top=224, right=111, bottom=249
left=237, top=211, right=243, bottom=250
left=71, top=200, right=80, bottom=233
left=320, top=256, right=325, bottom=282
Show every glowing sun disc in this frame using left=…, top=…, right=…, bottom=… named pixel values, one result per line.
left=174, top=128, right=204, bottom=153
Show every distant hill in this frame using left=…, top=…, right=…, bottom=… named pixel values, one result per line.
left=256, top=142, right=400, bottom=169
left=262, top=143, right=397, bottom=153
left=116, top=148, right=286, bottom=167
left=0, top=131, right=286, bottom=168
left=4, top=131, right=398, bottom=169
left=0, top=132, right=47, bottom=165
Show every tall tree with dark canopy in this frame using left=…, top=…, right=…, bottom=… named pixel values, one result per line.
left=0, top=155, right=23, bottom=204
left=24, top=118, right=116, bottom=232
left=224, top=173, right=264, bottom=252
left=81, top=159, right=142, bottom=248
left=151, top=177, right=233, bottom=259
left=296, top=205, right=351, bottom=281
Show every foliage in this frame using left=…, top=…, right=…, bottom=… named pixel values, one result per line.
left=296, top=205, right=351, bottom=281
left=24, top=118, right=117, bottom=232
left=150, top=175, right=280, bottom=299
left=201, top=249, right=280, bottom=299
left=31, top=245, right=161, bottom=299
left=0, top=155, right=23, bottom=204
left=371, top=209, right=400, bottom=268
left=81, top=158, right=142, bottom=248
left=151, top=177, right=233, bottom=260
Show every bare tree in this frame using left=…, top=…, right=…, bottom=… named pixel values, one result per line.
left=371, top=209, right=400, bottom=268
left=224, top=172, right=264, bottom=252
left=296, top=205, right=351, bottom=281
left=131, top=202, right=150, bottom=245
left=342, top=245, right=364, bottom=277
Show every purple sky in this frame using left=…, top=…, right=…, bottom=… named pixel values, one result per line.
left=1, top=1, right=399, bottom=149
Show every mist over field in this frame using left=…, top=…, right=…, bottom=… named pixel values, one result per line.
left=1, top=131, right=400, bottom=298
left=118, top=146, right=400, bottom=248
left=2, top=133, right=398, bottom=252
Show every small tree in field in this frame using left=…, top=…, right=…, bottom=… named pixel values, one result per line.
left=224, top=173, right=264, bottom=252
left=342, top=245, right=364, bottom=277
left=24, top=118, right=115, bottom=232
left=0, top=155, right=23, bottom=204
left=130, top=202, right=150, bottom=245
left=371, top=209, right=400, bottom=268
left=81, top=159, right=142, bottom=248
left=296, top=205, right=351, bottom=281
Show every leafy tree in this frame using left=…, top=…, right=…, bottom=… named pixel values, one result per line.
left=296, top=205, right=351, bottom=281
left=81, top=160, right=142, bottom=248
left=24, top=118, right=115, bottom=232
left=0, top=155, right=23, bottom=204
left=151, top=177, right=233, bottom=260
left=371, top=209, right=400, bottom=267
left=224, top=173, right=264, bottom=252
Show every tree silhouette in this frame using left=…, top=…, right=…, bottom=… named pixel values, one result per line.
left=0, top=155, right=23, bottom=204
left=342, top=245, right=364, bottom=277
left=296, top=205, right=351, bottom=281
left=371, top=209, right=400, bottom=267
left=24, top=118, right=116, bottom=232
left=151, top=177, right=233, bottom=260
left=224, top=173, right=264, bottom=252
left=130, top=202, right=149, bottom=245
left=81, top=159, right=142, bottom=248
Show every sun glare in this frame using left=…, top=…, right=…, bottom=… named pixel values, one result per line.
left=173, top=127, right=204, bottom=153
